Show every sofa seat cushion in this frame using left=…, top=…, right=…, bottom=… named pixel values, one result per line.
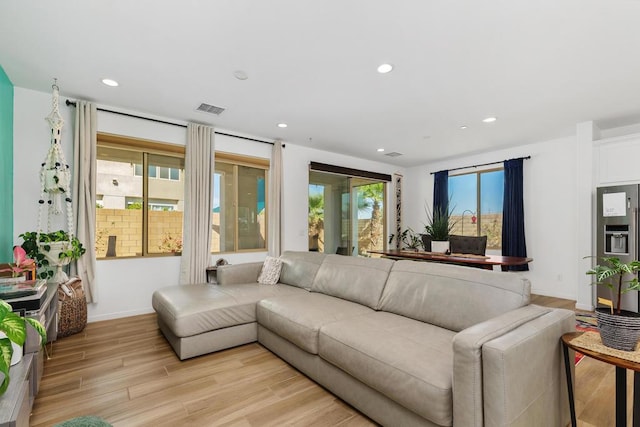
left=152, top=283, right=306, bottom=338
left=256, top=293, right=374, bottom=354
left=319, top=311, right=456, bottom=426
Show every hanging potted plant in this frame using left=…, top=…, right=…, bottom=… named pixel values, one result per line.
left=0, top=300, right=46, bottom=394
left=19, top=230, right=86, bottom=283
left=586, top=256, right=640, bottom=351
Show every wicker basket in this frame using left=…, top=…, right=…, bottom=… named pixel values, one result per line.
left=596, top=307, right=640, bottom=351
left=57, top=278, right=87, bottom=338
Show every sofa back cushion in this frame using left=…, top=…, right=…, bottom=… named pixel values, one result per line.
left=311, top=255, right=394, bottom=309
left=378, top=260, right=530, bottom=332
left=278, top=251, right=326, bottom=290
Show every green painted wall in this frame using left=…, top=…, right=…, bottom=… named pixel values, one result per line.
left=0, top=66, right=13, bottom=262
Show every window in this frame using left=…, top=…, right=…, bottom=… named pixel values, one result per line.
left=212, top=153, right=269, bottom=253
left=448, top=169, right=504, bottom=249
left=96, top=133, right=185, bottom=258
left=308, top=163, right=388, bottom=257
left=134, top=164, right=180, bottom=181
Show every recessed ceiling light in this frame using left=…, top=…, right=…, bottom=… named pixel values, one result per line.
left=460, top=125, right=468, bottom=130
left=101, top=78, right=119, bottom=87
left=482, top=117, right=497, bottom=123
left=377, top=148, right=385, bottom=152
left=233, top=70, right=248, bottom=80
left=277, top=123, right=288, bottom=128
left=377, top=63, right=393, bottom=74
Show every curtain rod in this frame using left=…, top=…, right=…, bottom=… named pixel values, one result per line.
left=65, top=99, right=280, bottom=147
left=430, top=155, right=531, bottom=175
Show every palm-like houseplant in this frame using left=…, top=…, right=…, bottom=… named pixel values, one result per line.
left=587, top=256, right=640, bottom=315
left=586, top=256, right=640, bottom=350
left=0, top=300, right=46, bottom=394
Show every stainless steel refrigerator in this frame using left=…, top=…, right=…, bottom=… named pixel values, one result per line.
left=596, top=185, right=640, bottom=312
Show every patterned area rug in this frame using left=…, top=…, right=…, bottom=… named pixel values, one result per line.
left=53, top=416, right=112, bottom=427
left=575, top=312, right=598, bottom=364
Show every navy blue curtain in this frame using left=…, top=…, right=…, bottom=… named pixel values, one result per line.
left=433, top=170, right=449, bottom=216
left=502, top=158, right=528, bottom=271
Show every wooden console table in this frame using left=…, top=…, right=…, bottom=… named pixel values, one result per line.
left=368, top=249, right=532, bottom=271
left=562, top=331, right=640, bottom=427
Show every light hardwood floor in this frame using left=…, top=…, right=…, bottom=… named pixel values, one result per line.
left=28, top=296, right=618, bottom=426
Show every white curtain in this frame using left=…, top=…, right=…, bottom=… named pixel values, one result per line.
left=71, top=101, right=98, bottom=302
left=268, top=141, right=283, bottom=256
left=180, top=123, right=215, bottom=284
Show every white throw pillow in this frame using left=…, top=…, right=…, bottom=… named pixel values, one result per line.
left=257, top=256, right=282, bottom=285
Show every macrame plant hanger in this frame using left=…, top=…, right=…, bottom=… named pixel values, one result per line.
left=37, top=79, right=75, bottom=284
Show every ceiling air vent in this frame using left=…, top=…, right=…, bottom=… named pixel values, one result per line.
left=196, top=103, right=226, bottom=115
left=384, top=152, right=403, bottom=157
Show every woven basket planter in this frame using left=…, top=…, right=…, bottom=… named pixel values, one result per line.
left=596, top=307, right=640, bottom=351
left=58, top=297, right=87, bottom=338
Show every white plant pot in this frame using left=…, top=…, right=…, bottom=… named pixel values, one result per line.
left=431, top=240, right=450, bottom=254
left=0, top=332, right=23, bottom=366
left=39, top=241, right=72, bottom=284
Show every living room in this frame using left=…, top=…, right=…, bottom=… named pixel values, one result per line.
left=2, top=1, right=640, bottom=426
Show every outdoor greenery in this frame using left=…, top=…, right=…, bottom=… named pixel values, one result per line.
left=159, top=232, right=183, bottom=253
left=0, top=300, right=46, bottom=395
left=586, top=256, right=640, bottom=315
left=357, top=183, right=384, bottom=255
left=308, top=192, right=325, bottom=252
left=19, top=230, right=86, bottom=280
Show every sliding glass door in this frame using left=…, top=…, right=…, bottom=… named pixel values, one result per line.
left=309, top=171, right=385, bottom=256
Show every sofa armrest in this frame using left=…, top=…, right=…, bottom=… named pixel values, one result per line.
left=216, top=262, right=263, bottom=285
left=481, top=307, right=574, bottom=426
left=452, top=305, right=574, bottom=427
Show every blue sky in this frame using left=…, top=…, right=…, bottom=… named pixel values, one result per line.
left=448, top=170, right=504, bottom=215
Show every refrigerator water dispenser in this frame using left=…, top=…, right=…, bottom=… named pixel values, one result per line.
left=605, top=225, right=629, bottom=255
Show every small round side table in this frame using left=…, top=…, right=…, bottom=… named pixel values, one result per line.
left=562, top=331, right=640, bottom=427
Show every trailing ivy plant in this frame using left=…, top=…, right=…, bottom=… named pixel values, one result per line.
left=19, top=230, right=86, bottom=280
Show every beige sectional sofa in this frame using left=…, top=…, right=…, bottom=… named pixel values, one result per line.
left=152, top=251, right=574, bottom=427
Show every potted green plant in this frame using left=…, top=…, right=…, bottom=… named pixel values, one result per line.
left=586, top=256, right=640, bottom=351
left=19, top=230, right=86, bottom=283
left=0, top=300, right=46, bottom=394
left=424, top=205, right=456, bottom=253
left=388, top=228, right=423, bottom=251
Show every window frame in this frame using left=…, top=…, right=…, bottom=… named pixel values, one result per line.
left=448, top=167, right=504, bottom=249
left=96, top=133, right=185, bottom=259
left=213, top=151, right=270, bottom=254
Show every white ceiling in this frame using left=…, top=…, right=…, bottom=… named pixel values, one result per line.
left=2, top=1, right=640, bottom=167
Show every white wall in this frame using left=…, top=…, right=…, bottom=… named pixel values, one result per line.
left=19, top=85, right=640, bottom=319
left=403, top=135, right=581, bottom=302
left=13, top=87, right=403, bottom=321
